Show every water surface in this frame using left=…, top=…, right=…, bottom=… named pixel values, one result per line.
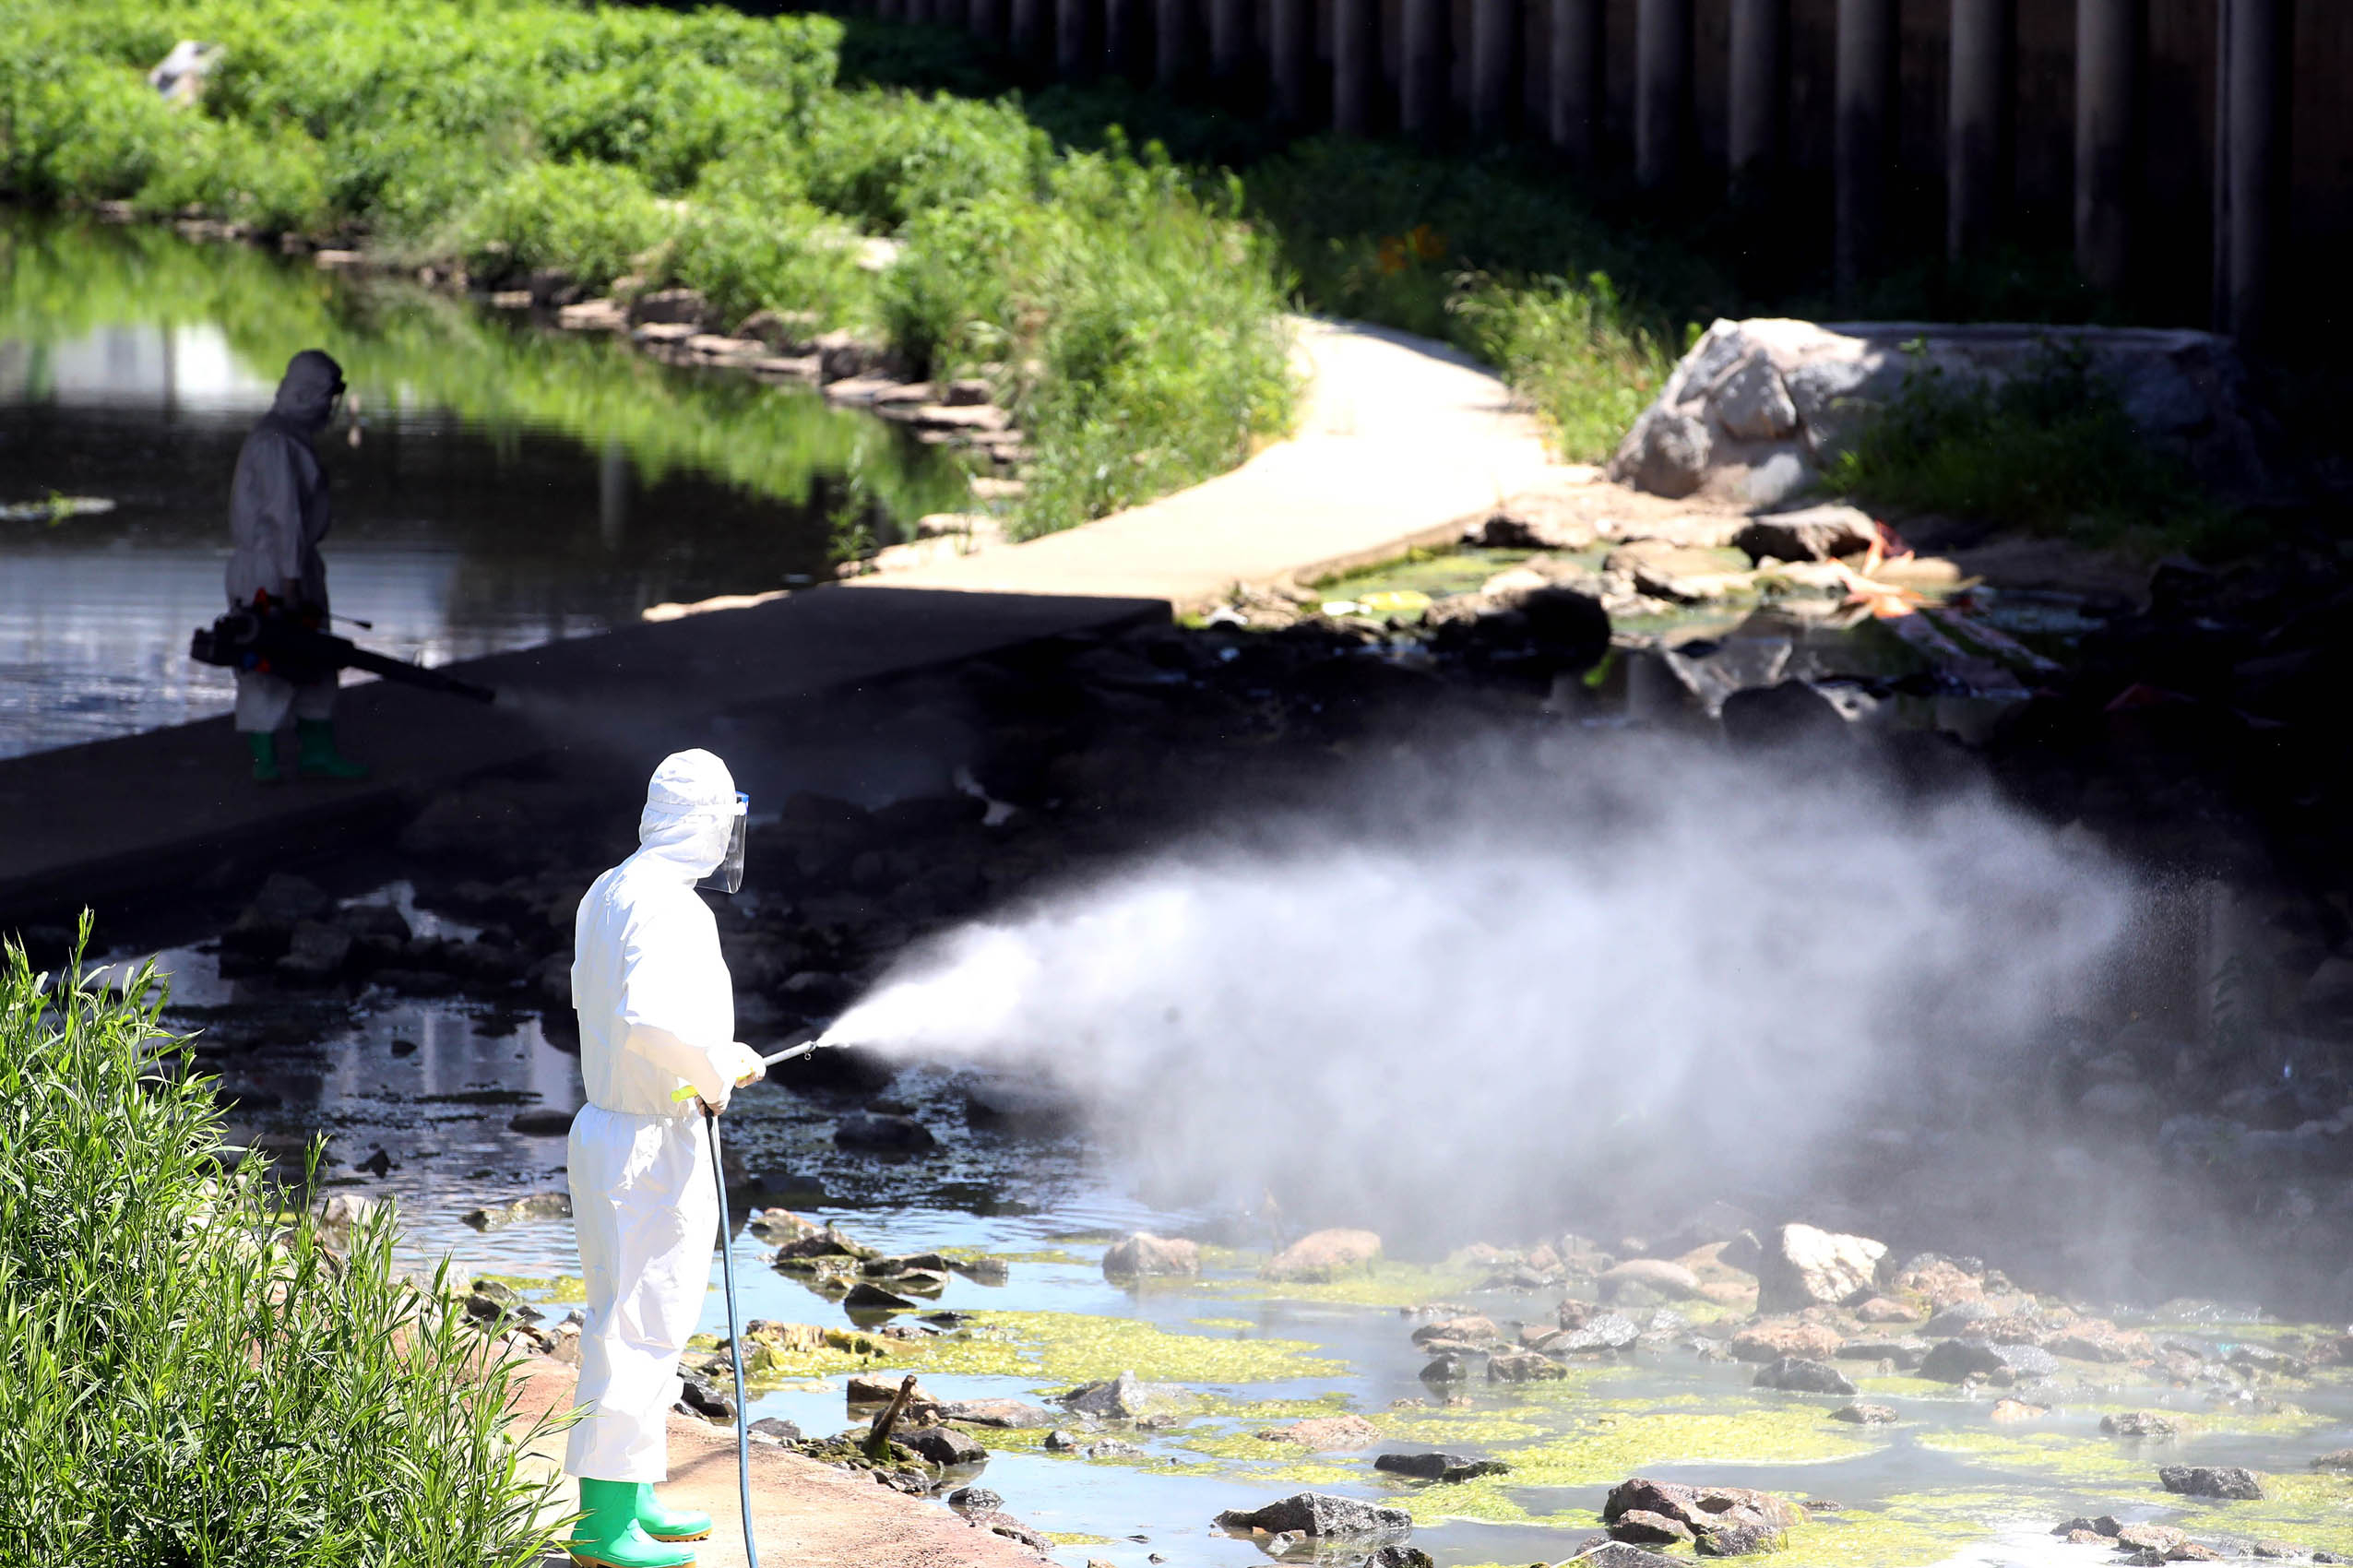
left=0, top=217, right=969, bottom=758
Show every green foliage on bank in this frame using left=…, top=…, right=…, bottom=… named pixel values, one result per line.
left=0, top=0, right=1296, bottom=537
left=1824, top=346, right=2252, bottom=555
left=0, top=215, right=974, bottom=533
left=0, top=926, right=565, bottom=1566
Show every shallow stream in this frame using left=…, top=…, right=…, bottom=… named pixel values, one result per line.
left=0, top=216, right=968, bottom=759
left=120, top=921, right=2353, bottom=1568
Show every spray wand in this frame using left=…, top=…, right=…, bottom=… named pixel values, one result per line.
left=677, top=1033, right=847, bottom=1568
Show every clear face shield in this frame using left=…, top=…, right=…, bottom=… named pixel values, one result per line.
left=696, top=792, right=750, bottom=895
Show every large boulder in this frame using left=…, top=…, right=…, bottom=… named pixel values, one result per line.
left=1602, top=1479, right=1806, bottom=1538
left=1263, top=1229, right=1382, bottom=1281
left=1610, top=318, right=2276, bottom=506
left=1101, top=1233, right=1201, bottom=1279
left=1213, top=1492, right=1411, bottom=1538
left=1754, top=1224, right=1889, bottom=1313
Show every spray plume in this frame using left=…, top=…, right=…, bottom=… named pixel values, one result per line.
left=825, top=730, right=2130, bottom=1248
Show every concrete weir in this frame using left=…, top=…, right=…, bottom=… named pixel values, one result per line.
left=0, top=588, right=1163, bottom=931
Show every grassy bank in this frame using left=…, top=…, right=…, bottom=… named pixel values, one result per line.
left=0, top=214, right=974, bottom=538
left=0, top=927, right=564, bottom=1565
left=0, top=0, right=1295, bottom=538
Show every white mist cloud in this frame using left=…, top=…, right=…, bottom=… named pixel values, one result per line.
left=827, top=730, right=2130, bottom=1249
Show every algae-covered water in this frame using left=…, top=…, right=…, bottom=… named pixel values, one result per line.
left=0, top=216, right=969, bottom=759
left=128, top=928, right=2353, bottom=1568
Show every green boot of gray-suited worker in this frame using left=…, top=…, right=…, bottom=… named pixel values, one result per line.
left=565, top=1478, right=696, bottom=1567
left=294, top=718, right=369, bottom=779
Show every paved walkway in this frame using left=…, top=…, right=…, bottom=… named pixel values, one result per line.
left=0, top=587, right=1160, bottom=927
left=858, top=316, right=1575, bottom=609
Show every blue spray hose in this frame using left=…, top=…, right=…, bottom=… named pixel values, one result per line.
left=704, top=1104, right=760, bottom=1568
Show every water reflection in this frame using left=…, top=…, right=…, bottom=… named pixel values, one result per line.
left=0, top=217, right=969, bottom=759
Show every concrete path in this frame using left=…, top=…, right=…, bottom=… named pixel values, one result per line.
left=859, top=316, right=1575, bottom=609
left=0, top=587, right=1160, bottom=928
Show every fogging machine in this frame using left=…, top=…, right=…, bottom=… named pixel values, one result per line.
left=190, top=600, right=495, bottom=705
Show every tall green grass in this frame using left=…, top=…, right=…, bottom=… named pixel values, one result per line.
left=0, top=924, right=566, bottom=1566
left=0, top=0, right=1295, bottom=538
left=1823, top=346, right=2251, bottom=556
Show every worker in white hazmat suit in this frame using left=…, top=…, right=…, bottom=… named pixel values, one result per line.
left=564, top=749, right=766, bottom=1568
left=225, top=348, right=367, bottom=783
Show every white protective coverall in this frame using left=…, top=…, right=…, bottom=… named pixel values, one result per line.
left=226, top=349, right=343, bottom=733
left=565, top=749, right=765, bottom=1482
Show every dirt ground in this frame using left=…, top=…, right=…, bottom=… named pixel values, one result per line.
left=506, top=1351, right=1048, bottom=1568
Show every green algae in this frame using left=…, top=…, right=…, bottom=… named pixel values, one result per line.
left=1189, top=1316, right=1257, bottom=1331
left=1785, top=1487, right=2045, bottom=1567
left=477, top=1271, right=588, bottom=1302
left=741, top=1309, right=1346, bottom=1387
left=1043, top=1533, right=1112, bottom=1546
left=1183, top=1241, right=1484, bottom=1307
left=1391, top=1404, right=1883, bottom=1526
left=2185, top=1472, right=2353, bottom=1552
left=987, top=1248, right=1094, bottom=1266
left=1909, top=1429, right=2154, bottom=1488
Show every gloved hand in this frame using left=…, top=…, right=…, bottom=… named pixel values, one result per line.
left=702, top=1041, right=767, bottom=1113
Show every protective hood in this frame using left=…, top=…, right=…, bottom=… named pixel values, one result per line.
left=635, top=749, right=738, bottom=882
left=269, top=350, right=344, bottom=434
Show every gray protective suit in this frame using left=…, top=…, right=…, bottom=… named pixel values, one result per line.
left=226, top=350, right=342, bottom=733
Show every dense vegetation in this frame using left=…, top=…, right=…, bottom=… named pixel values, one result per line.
left=0, top=928, right=564, bottom=1565
left=1824, top=346, right=2251, bottom=556
left=0, top=214, right=974, bottom=539
left=0, top=0, right=1297, bottom=536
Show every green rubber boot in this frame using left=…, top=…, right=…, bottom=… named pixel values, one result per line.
left=245, top=731, right=281, bottom=784
left=566, top=1479, right=695, bottom=1568
left=294, top=719, right=369, bottom=779
left=637, top=1485, right=712, bottom=1543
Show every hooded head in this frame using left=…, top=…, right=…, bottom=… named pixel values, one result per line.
left=637, top=749, right=739, bottom=881
left=271, top=350, right=345, bottom=434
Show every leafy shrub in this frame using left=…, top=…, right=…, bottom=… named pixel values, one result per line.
left=657, top=198, right=871, bottom=331
left=457, top=159, right=673, bottom=289
left=0, top=926, right=565, bottom=1566
left=791, top=89, right=1041, bottom=232
left=1824, top=345, right=2242, bottom=552
left=1452, top=271, right=1680, bottom=464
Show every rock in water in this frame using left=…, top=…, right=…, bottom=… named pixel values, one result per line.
left=1101, top=1232, right=1201, bottom=1278
left=1754, top=1223, right=1888, bottom=1313
left=2159, top=1465, right=2265, bottom=1500
left=945, top=1486, right=1000, bottom=1511
left=841, top=1282, right=918, bottom=1311
left=1602, top=1479, right=1806, bottom=1534
left=1695, top=1521, right=1789, bottom=1556
left=1060, top=1370, right=1182, bottom=1420
left=1360, top=1550, right=1435, bottom=1568
left=1573, top=1542, right=1700, bottom=1568
left=1257, top=1414, right=1382, bottom=1449
left=1831, top=1404, right=1898, bottom=1424
left=1732, top=505, right=1880, bottom=564
left=2100, top=1410, right=2180, bottom=1437
left=834, top=1111, right=936, bottom=1152
left=1213, top=1493, right=1411, bottom=1538
left=1488, top=1350, right=1568, bottom=1382
left=1610, top=1510, right=1695, bottom=1545
left=1373, top=1452, right=1509, bottom=1483
left=1919, top=1338, right=2058, bottom=1384
left=898, top=1426, right=986, bottom=1465
left=1753, top=1357, right=1859, bottom=1396
left=1555, top=1313, right=1644, bottom=1355
left=1263, top=1229, right=1383, bottom=1281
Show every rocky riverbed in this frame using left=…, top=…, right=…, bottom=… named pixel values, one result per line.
left=53, top=493, right=2353, bottom=1564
